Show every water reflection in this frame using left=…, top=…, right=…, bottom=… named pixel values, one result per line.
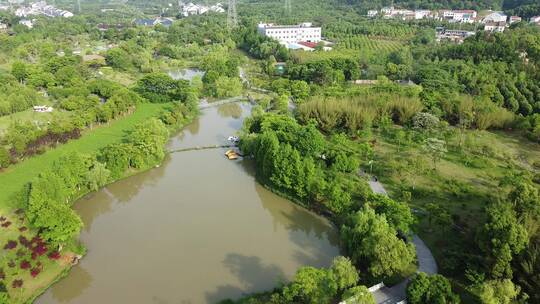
left=37, top=103, right=339, bottom=304
left=167, top=68, right=205, bottom=81
left=50, top=266, right=92, bottom=303
left=217, top=103, right=243, bottom=119
left=205, top=253, right=286, bottom=303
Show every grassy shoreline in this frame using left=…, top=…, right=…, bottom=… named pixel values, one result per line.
left=0, top=102, right=196, bottom=303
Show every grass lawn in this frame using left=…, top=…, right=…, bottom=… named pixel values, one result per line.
left=368, top=127, right=540, bottom=290
left=0, top=106, right=70, bottom=135
left=0, top=102, right=168, bottom=302
left=0, top=103, right=168, bottom=211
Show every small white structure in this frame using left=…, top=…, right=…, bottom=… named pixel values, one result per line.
left=367, top=10, right=378, bottom=18
left=0, top=22, right=7, bottom=30
left=484, top=21, right=506, bottom=32
left=482, top=11, right=507, bottom=23
left=415, top=10, right=432, bottom=19
left=257, top=22, right=321, bottom=44
left=33, top=106, right=54, bottom=113
left=530, top=16, right=540, bottom=25
left=19, top=19, right=34, bottom=28
left=509, top=16, right=522, bottom=24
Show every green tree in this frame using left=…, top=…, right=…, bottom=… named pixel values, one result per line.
left=368, top=194, right=415, bottom=234
left=407, top=273, right=460, bottom=304
left=476, top=279, right=520, bottom=304
left=330, top=256, right=359, bottom=291
left=283, top=266, right=337, bottom=304
left=342, top=208, right=416, bottom=278
left=479, top=202, right=528, bottom=278
left=341, top=286, right=375, bottom=304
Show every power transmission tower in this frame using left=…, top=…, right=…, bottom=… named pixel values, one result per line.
left=284, top=0, right=291, bottom=16
left=227, top=0, right=237, bottom=29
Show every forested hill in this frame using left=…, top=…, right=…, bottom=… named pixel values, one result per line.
left=504, top=0, right=540, bottom=18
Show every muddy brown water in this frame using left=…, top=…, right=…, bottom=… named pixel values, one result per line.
left=37, top=103, right=340, bottom=304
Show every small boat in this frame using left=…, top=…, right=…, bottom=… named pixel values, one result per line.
left=225, top=150, right=239, bottom=160
left=228, top=136, right=240, bottom=143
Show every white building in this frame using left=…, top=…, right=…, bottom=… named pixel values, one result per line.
left=15, top=1, right=73, bottom=18
left=415, top=10, right=432, bottom=19
left=484, top=21, right=506, bottom=32
left=441, top=10, right=477, bottom=23
left=530, top=16, right=540, bottom=24
left=0, top=22, right=7, bottom=30
left=180, top=2, right=224, bottom=17
left=257, top=22, right=321, bottom=44
left=19, top=19, right=34, bottom=28
left=509, top=16, right=522, bottom=24
left=482, top=12, right=507, bottom=23
left=367, top=10, right=378, bottom=18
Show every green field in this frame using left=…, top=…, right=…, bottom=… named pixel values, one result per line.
left=337, top=35, right=404, bottom=53
left=370, top=128, right=540, bottom=281
left=0, top=103, right=168, bottom=211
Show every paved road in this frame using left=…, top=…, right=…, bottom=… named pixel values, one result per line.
left=368, top=178, right=437, bottom=304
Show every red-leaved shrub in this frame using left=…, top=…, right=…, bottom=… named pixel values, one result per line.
left=1, top=221, right=12, bottom=228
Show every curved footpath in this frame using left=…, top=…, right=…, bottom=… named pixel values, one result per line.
left=368, top=178, right=438, bottom=304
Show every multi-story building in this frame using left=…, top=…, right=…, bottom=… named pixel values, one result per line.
left=484, top=21, right=506, bottom=32
left=441, top=10, right=477, bottom=23
left=257, top=23, right=322, bottom=44
left=482, top=12, right=507, bottom=23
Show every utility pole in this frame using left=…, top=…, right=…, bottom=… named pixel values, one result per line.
left=227, top=0, right=237, bottom=29
left=77, top=0, right=81, bottom=13
left=285, top=0, right=291, bottom=16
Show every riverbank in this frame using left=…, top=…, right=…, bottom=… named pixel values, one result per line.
left=35, top=101, right=339, bottom=303
left=0, top=102, right=195, bottom=303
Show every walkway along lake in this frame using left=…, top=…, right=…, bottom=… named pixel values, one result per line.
left=37, top=102, right=340, bottom=304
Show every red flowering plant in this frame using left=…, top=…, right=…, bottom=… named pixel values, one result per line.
left=20, top=261, right=31, bottom=270
left=48, top=251, right=61, bottom=260
left=30, top=267, right=41, bottom=278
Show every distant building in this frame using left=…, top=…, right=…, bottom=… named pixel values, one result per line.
left=134, top=17, right=174, bottom=28
left=367, top=10, right=378, bottom=18
left=381, top=6, right=415, bottom=20
left=0, top=22, right=7, bottom=31
left=482, top=12, right=507, bottom=23
left=436, top=27, right=475, bottom=43
left=509, top=16, right=522, bottom=24
left=530, top=16, right=540, bottom=25
left=415, top=10, right=432, bottom=19
left=180, top=2, right=225, bottom=17
left=257, top=22, right=321, bottom=44
left=19, top=19, right=34, bottom=29
left=15, top=1, right=73, bottom=18
left=440, top=10, right=477, bottom=23
left=484, top=21, right=506, bottom=32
